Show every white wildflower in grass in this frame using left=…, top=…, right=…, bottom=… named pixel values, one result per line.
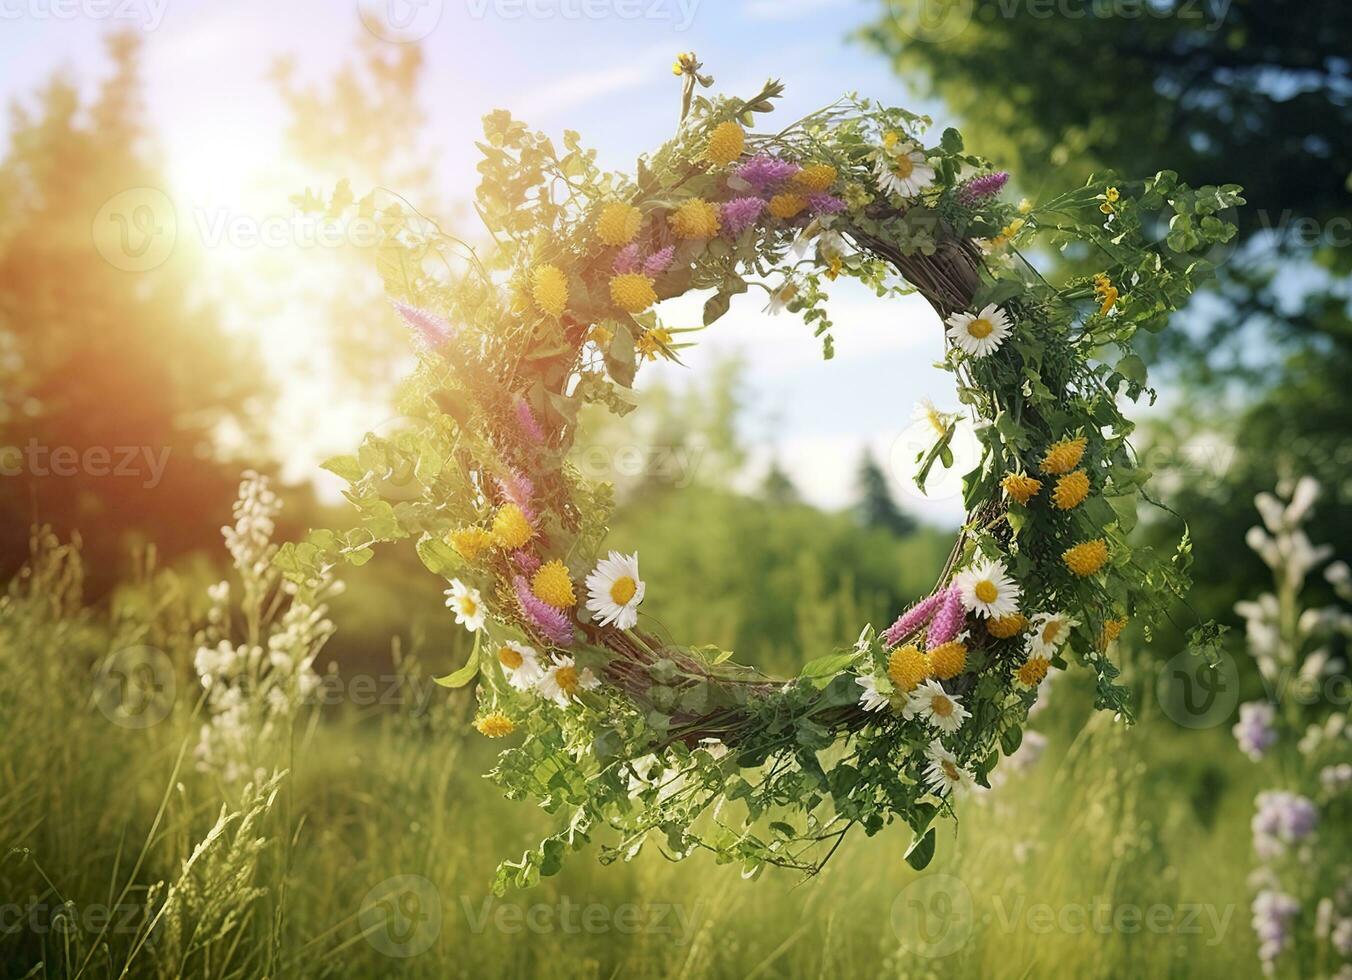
left=538, top=655, right=601, bottom=708
left=495, top=640, right=545, bottom=692
left=955, top=558, right=1021, bottom=619
left=584, top=551, right=645, bottom=630
left=856, top=674, right=889, bottom=712
left=923, top=740, right=974, bottom=796
left=945, top=303, right=1012, bottom=358
left=904, top=679, right=970, bottom=734
left=444, top=578, right=487, bottom=632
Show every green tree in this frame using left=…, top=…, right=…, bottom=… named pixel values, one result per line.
left=854, top=450, right=916, bottom=536
left=760, top=456, right=801, bottom=505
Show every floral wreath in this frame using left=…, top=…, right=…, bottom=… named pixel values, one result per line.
left=281, top=56, right=1241, bottom=890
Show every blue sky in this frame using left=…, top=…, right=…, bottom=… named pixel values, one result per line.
left=1, top=0, right=982, bottom=523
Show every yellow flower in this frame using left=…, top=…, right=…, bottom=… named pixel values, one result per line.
left=767, top=193, right=808, bottom=219
left=474, top=711, right=516, bottom=738
left=596, top=202, right=641, bottom=246
left=532, top=559, right=576, bottom=608
left=1040, top=436, right=1087, bottom=475
left=531, top=264, right=568, bottom=318
left=448, top=526, right=493, bottom=561
left=1052, top=470, right=1091, bottom=511
left=492, top=503, right=534, bottom=549
left=671, top=51, right=698, bottom=76
left=825, top=254, right=843, bottom=280
left=882, top=131, right=900, bottom=148
left=987, top=613, right=1028, bottom=639
left=1100, top=616, right=1129, bottom=649
left=1017, top=197, right=1033, bottom=214
left=636, top=326, right=673, bottom=362
left=928, top=641, right=968, bottom=680
left=1016, top=655, right=1051, bottom=690
left=588, top=323, right=613, bottom=349
left=1002, top=472, right=1043, bottom=505
left=1093, top=273, right=1119, bottom=315
left=705, top=121, right=745, bottom=166
left=992, top=217, right=1026, bottom=248
left=1063, top=539, right=1109, bottom=577
left=668, top=199, right=721, bottom=239
left=609, top=273, right=657, bottom=313
left=793, top=163, right=838, bottom=192
left=887, top=644, right=930, bottom=693
left=1105, top=186, right=1120, bottom=202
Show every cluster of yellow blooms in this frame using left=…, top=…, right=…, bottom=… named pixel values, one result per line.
left=886, top=640, right=969, bottom=691
left=450, top=502, right=535, bottom=561
left=999, top=435, right=1109, bottom=577
left=474, top=711, right=516, bottom=738
left=1093, top=272, right=1119, bottom=315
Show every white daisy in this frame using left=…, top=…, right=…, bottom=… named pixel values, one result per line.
left=584, top=551, right=646, bottom=630
left=945, top=303, right=1012, bottom=358
left=856, top=674, right=889, bottom=713
left=923, top=740, right=975, bottom=796
left=955, top=558, right=1022, bottom=619
left=443, top=579, right=486, bottom=632
left=904, top=679, right=971, bottom=734
left=495, top=640, right=545, bottom=692
left=766, top=281, right=798, bottom=315
left=875, top=143, right=936, bottom=199
left=1027, top=611, right=1079, bottom=658
left=537, top=654, right=601, bottom=708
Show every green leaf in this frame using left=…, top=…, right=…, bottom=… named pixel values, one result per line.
left=905, top=828, right=936, bottom=870
left=1115, top=354, right=1148, bottom=385
left=1000, top=726, right=1023, bottom=756
left=434, top=634, right=481, bottom=688
left=798, top=650, right=860, bottom=686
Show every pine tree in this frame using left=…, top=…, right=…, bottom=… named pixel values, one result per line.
left=854, top=451, right=915, bottom=536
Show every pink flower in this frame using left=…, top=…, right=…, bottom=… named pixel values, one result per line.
left=642, top=246, right=675, bottom=277
left=495, top=470, right=536, bottom=520
left=393, top=301, right=454, bottom=350
left=735, top=154, right=800, bottom=193
left=721, top=196, right=765, bottom=236
left=958, top=171, right=1009, bottom=205
left=927, top=586, right=967, bottom=647
left=882, top=590, right=945, bottom=648
left=512, top=550, right=542, bottom=574
left=807, top=193, right=845, bottom=215
left=612, top=243, right=642, bottom=274
left=513, top=575, right=574, bottom=646
left=515, top=398, right=546, bottom=444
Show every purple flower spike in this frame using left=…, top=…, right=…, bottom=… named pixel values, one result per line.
left=735, top=154, right=800, bottom=193
left=393, top=301, right=455, bottom=350
left=807, top=193, right=846, bottom=215
left=495, top=469, right=536, bottom=520
left=926, top=586, right=967, bottom=647
left=513, top=575, right=574, bottom=646
left=515, top=398, right=546, bottom=444
left=613, top=243, right=642, bottom=274
left=643, top=246, right=675, bottom=277
left=882, top=590, right=946, bottom=648
left=721, top=196, right=766, bottom=236
left=958, top=171, right=1010, bottom=205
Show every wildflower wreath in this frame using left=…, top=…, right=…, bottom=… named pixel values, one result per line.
left=280, top=58, right=1240, bottom=890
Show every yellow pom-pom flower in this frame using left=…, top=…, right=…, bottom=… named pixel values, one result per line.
left=1015, top=655, right=1051, bottom=690
left=793, top=163, right=838, bottom=191
left=1002, top=472, right=1043, bottom=505
left=609, top=273, right=657, bottom=313
left=987, top=613, right=1028, bottom=639
left=928, top=641, right=968, bottom=680
left=768, top=193, right=808, bottom=219
left=705, top=121, right=744, bottom=166
left=596, top=202, right=642, bottom=246
left=1052, top=470, right=1091, bottom=510
left=1041, top=436, right=1087, bottom=475
left=532, top=559, right=576, bottom=608
left=531, top=264, right=569, bottom=318
left=473, top=711, right=516, bottom=738
left=1100, top=616, right=1129, bottom=649
left=1063, top=539, right=1109, bottom=577
left=492, top=503, right=534, bottom=549
left=636, top=326, right=673, bottom=362
left=668, top=199, right=721, bottom=239
left=448, top=526, right=493, bottom=562
left=887, top=644, right=930, bottom=693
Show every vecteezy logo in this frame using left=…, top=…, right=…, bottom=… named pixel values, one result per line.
left=357, top=0, right=443, bottom=42
left=890, top=873, right=974, bottom=958
left=359, top=875, right=441, bottom=957
left=92, top=646, right=175, bottom=729
left=1156, top=648, right=1239, bottom=730
left=885, top=0, right=975, bottom=43
left=889, top=416, right=983, bottom=503
left=91, top=188, right=177, bottom=273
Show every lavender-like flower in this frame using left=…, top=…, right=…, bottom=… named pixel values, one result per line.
left=735, top=154, right=800, bottom=193
left=513, top=575, right=574, bottom=647
left=807, top=193, right=846, bottom=215
left=393, top=301, right=455, bottom=350
left=495, top=470, right=536, bottom=521
left=927, top=586, right=967, bottom=647
left=721, top=196, right=766, bottom=236
left=612, top=242, right=642, bottom=274
left=958, top=171, right=1010, bottom=205
left=882, top=590, right=945, bottom=648
left=515, top=398, right=546, bottom=444
left=1252, top=789, right=1319, bottom=860
left=512, top=550, right=542, bottom=575
left=1234, top=701, right=1278, bottom=761
left=1251, top=889, right=1301, bottom=973
left=643, top=246, right=675, bottom=277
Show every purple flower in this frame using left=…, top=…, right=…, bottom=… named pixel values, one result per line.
left=958, top=171, right=1010, bottom=206
left=721, top=196, right=765, bottom=236
left=927, top=586, right=967, bottom=647
left=643, top=246, right=675, bottom=277
left=1252, top=790, right=1319, bottom=860
left=513, top=575, right=574, bottom=646
left=1251, top=889, right=1300, bottom=971
left=807, top=193, right=846, bottom=215
left=512, top=550, right=541, bottom=574
left=495, top=470, right=536, bottom=520
left=735, top=154, right=800, bottom=193
left=613, top=243, right=642, bottom=274
left=1233, top=701, right=1278, bottom=761
left=515, top=398, right=546, bottom=444
left=393, top=301, right=455, bottom=350
left=882, top=590, right=945, bottom=648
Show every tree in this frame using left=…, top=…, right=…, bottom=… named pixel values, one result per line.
left=854, top=451, right=916, bottom=536
left=761, top=457, right=801, bottom=506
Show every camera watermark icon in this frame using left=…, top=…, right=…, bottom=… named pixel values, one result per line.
left=0, top=0, right=167, bottom=30
left=888, top=416, right=982, bottom=502
left=1156, top=648, right=1239, bottom=729
left=891, top=873, right=975, bottom=958
left=93, top=645, right=175, bottom=729
left=91, top=187, right=177, bottom=273
left=357, top=0, right=443, bottom=42
left=360, top=875, right=442, bottom=957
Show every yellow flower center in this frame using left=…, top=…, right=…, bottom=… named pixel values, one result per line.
left=892, top=156, right=915, bottom=179
left=968, top=317, right=993, bottom=339
left=556, top=666, right=579, bottom=694
left=498, top=646, right=523, bottom=670
left=461, top=597, right=477, bottom=617
left=1042, top=621, right=1062, bottom=644
left=931, top=694, right=954, bottom=718
left=941, top=760, right=960, bottom=781
left=974, top=580, right=998, bottom=604
left=609, top=576, right=637, bottom=606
